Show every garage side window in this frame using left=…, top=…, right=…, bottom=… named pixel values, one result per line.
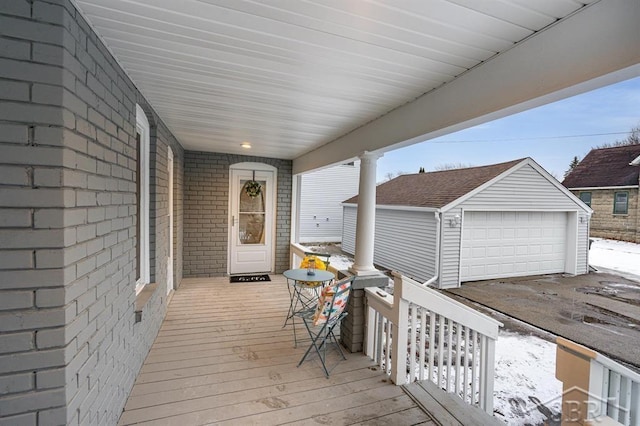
left=613, top=191, right=628, bottom=215
left=579, top=192, right=591, bottom=207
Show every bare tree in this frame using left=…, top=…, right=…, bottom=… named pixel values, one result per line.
left=381, top=171, right=405, bottom=182
left=596, top=125, right=640, bottom=148
left=434, top=162, right=474, bottom=171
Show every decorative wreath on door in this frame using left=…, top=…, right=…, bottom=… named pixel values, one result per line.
left=244, top=179, right=262, bottom=198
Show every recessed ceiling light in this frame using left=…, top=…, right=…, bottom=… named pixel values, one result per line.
left=240, top=142, right=252, bottom=149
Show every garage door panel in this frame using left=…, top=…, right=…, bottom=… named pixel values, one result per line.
left=471, top=247, right=485, bottom=258
left=487, top=228, right=502, bottom=239
left=461, top=211, right=566, bottom=281
left=486, top=246, right=501, bottom=257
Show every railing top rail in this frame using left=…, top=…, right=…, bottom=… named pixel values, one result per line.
left=557, top=337, right=640, bottom=382
left=596, top=353, right=640, bottom=383
left=364, top=287, right=394, bottom=317
left=394, top=272, right=502, bottom=339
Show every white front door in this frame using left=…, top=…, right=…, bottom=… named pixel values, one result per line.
left=167, top=147, right=174, bottom=295
left=229, top=165, right=275, bottom=274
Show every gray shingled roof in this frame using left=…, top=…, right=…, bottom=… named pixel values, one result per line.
left=343, top=158, right=525, bottom=208
left=562, top=145, right=640, bottom=188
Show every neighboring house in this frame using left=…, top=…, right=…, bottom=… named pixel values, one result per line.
left=342, top=158, right=592, bottom=288
left=563, top=145, right=640, bottom=243
left=298, top=162, right=360, bottom=243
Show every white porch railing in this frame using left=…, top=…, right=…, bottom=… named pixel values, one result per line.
left=592, top=355, right=640, bottom=426
left=557, top=337, right=640, bottom=426
left=364, top=272, right=502, bottom=414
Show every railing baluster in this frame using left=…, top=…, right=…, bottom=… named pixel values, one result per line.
left=471, top=329, right=478, bottom=405
left=375, top=313, right=383, bottom=366
left=365, top=305, right=375, bottom=359
left=446, top=318, right=453, bottom=392
left=620, top=376, right=631, bottom=425
left=428, top=311, right=435, bottom=383
left=438, top=314, right=445, bottom=389
left=609, top=371, right=621, bottom=420
left=464, top=325, right=471, bottom=404
left=479, top=334, right=487, bottom=409
left=409, top=305, right=417, bottom=381
left=455, top=323, right=462, bottom=397
left=419, top=307, right=427, bottom=381
left=385, top=317, right=392, bottom=375
left=631, top=381, right=639, bottom=426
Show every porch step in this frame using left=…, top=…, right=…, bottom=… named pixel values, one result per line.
left=402, top=380, right=503, bottom=426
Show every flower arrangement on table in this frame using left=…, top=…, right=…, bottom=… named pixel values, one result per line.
left=299, top=255, right=327, bottom=286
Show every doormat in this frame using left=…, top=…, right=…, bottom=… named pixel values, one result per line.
left=230, top=274, right=271, bottom=283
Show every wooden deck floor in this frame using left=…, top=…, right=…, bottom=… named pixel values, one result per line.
left=119, top=276, right=435, bottom=425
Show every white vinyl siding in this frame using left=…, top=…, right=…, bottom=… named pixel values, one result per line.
left=299, top=163, right=359, bottom=243
left=577, top=213, right=589, bottom=274
left=341, top=207, right=438, bottom=283
left=342, top=206, right=357, bottom=254
left=372, top=209, right=438, bottom=282
left=458, top=165, right=587, bottom=211
left=439, top=210, right=463, bottom=289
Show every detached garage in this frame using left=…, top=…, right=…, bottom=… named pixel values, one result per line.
left=342, top=158, right=592, bottom=288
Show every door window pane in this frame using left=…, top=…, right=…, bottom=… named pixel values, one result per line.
left=239, top=180, right=266, bottom=244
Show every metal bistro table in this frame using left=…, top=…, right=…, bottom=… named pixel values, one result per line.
left=283, top=268, right=334, bottom=345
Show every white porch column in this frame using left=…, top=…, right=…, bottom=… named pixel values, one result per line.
left=350, top=152, right=383, bottom=276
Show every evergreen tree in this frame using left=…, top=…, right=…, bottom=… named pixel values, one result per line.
left=418, top=167, right=425, bottom=173
left=564, top=156, right=580, bottom=178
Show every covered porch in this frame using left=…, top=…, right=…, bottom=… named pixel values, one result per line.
left=120, top=276, right=433, bottom=425
left=2, top=1, right=640, bottom=424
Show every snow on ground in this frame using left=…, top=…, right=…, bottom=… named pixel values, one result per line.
left=326, top=254, right=353, bottom=272
left=493, top=332, right=562, bottom=425
left=589, top=238, right=640, bottom=281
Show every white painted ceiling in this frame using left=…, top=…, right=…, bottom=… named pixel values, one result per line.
left=74, top=0, right=596, bottom=160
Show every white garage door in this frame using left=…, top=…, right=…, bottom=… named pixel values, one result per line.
left=460, top=211, right=566, bottom=281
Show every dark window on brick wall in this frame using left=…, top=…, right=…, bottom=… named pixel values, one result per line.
left=579, top=192, right=591, bottom=207
left=613, top=191, right=628, bottom=215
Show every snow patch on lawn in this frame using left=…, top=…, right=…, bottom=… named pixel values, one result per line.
left=494, top=331, right=562, bottom=425
left=589, top=238, right=640, bottom=281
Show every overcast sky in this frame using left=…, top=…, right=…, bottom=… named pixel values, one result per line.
left=377, top=75, right=640, bottom=182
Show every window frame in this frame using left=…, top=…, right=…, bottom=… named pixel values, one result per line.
left=613, top=191, right=628, bottom=215
left=135, top=104, right=150, bottom=294
left=578, top=191, right=592, bottom=207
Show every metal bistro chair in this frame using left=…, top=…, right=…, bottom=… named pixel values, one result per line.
left=293, top=275, right=356, bottom=377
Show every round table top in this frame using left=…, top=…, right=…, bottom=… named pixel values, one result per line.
left=283, top=268, right=334, bottom=283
